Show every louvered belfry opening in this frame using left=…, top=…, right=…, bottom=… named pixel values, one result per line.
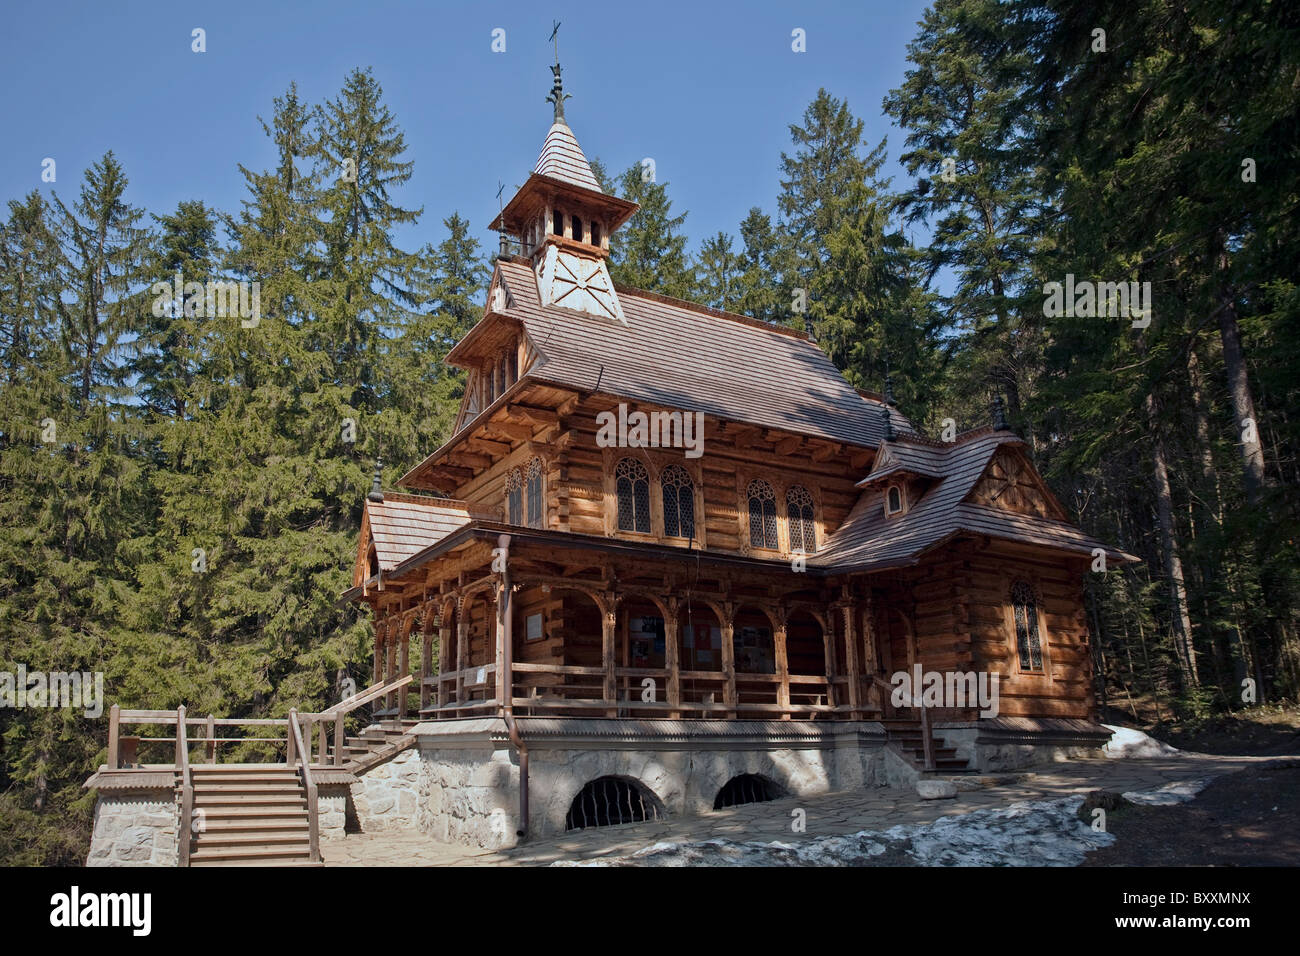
left=713, top=774, right=784, bottom=810
left=565, top=777, right=663, bottom=830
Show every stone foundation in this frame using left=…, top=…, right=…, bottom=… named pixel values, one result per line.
left=409, top=718, right=893, bottom=849
left=937, top=717, right=1112, bottom=772
left=86, top=787, right=178, bottom=867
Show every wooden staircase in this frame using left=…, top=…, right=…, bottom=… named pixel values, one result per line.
left=882, top=718, right=974, bottom=774
left=341, top=719, right=419, bottom=775
left=188, top=765, right=320, bottom=866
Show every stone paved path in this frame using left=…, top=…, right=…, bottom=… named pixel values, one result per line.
left=320, top=753, right=1272, bottom=866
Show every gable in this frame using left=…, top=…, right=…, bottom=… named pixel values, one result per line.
left=965, top=447, right=1068, bottom=521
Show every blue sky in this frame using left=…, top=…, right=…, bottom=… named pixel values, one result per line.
left=1, top=0, right=933, bottom=260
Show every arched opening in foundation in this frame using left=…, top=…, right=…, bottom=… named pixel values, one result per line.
left=565, top=776, right=664, bottom=831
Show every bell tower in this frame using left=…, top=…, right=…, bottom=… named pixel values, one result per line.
left=491, top=61, right=638, bottom=324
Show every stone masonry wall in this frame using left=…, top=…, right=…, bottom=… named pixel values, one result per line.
left=86, top=789, right=178, bottom=867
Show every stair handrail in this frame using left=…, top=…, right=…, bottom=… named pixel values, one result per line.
left=314, top=674, right=413, bottom=719
left=176, top=705, right=194, bottom=867
left=287, top=709, right=321, bottom=862
left=918, top=698, right=936, bottom=771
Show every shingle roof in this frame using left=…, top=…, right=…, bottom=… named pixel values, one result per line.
left=813, top=431, right=1135, bottom=570
left=364, top=494, right=475, bottom=571
left=534, top=121, right=603, bottom=192
left=497, top=258, right=913, bottom=448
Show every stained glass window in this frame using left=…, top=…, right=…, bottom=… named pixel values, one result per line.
left=747, top=479, right=778, bottom=549
left=661, top=464, right=695, bottom=539
left=616, top=458, right=650, bottom=533
left=506, top=468, right=523, bottom=525
left=1011, top=580, right=1044, bottom=671
left=787, top=485, right=816, bottom=553
left=526, top=457, right=544, bottom=529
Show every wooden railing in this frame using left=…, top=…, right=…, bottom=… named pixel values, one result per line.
left=176, top=705, right=194, bottom=867
left=105, top=674, right=416, bottom=773
left=287, top=709, right=321, bottom=863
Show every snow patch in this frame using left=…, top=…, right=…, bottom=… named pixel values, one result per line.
left=554, top=776, right=1211, bottom=867
left=1101, top=725, right=1181, bottom=759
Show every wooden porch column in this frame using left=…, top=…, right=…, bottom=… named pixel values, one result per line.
left=773, top=609, right=791, bottom=719
left=372, top=619, right=384, bottom=688
left=861, top=592, right=880, bottom=674
left=398, top=612, right=412, bottom=717
left=664, top=597, right=681, bottom=718
left=821, top=610, right=838, bottom=711
left=840, top=599, right=862, bottom=720
left=494, top=585, right=510, bottom=716
left=455, top=596, right=468, bottom=713
left=601, top=592, right=618, bottom=718
left=384, top=619, right=397, bottom=713
left=438, top=607, right=452, bottom=709
left=420, top=604, right=435, bottom=713
left=720, top=602, right=737, bottom=717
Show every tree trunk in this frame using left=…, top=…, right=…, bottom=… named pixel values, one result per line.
left=1145, top=391, right=1199, bottom=687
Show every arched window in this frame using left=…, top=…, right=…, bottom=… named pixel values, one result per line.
left=526, top=457, right=544, bottom=529
left=615, top=458, right=650, bottom=533
left=552, top=210, right=563, bottom=236
left=591, top=221, right=602, bottom=247
left=661, top=464, right=695, bottom=539
left=572, top=215, right=583, bottom=243
left=1011, top=581, right=1044, bottom=672
left=747, top=479, right=778, bottom=550
left=885, top=484, right=904, bottom=517
left=786, top=485, right=816, bottom=553
left=506, top=468, right=523, bottom=525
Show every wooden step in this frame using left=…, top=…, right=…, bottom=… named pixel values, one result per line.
left=194, top=830, right=309, bottom=847
left=190, top=845, right=313, bottom=865
left=192, top=794, right=308, bottom=807
left=196, top=805, right=309, bottom=819
left=200, top=819, right=312, bottom=834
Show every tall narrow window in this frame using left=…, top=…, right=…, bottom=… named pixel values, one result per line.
left=552, top=210, right=563, bottom=236
left=661, top=464, right=695, bottom=540
left=747, top=479, right=778, bottom=550
left=507, top=349, right=517, bottom=385
left=1011, top=581, right=1044, bottom=672
left=615, top=457, right=651, bottom=533
left=786, top=485, right=816, bottom=553
left=526, top=457, right=544, bottom=529
left=591, top=221, right=602, bottom=248
left=506, top=468, right=523, bottom=525
left=572, top=215, right=583, bottom=243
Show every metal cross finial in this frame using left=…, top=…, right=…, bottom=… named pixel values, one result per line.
left=547, top=21, right=570, bottom=123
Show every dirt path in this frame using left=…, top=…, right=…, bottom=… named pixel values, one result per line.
left=1082, top=762, right=1300, bottom=866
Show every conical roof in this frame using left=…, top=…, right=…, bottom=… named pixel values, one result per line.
left=534, top=121, right=603, bottom=193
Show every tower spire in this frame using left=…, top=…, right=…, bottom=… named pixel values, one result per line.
left=546, top=21, right=570, bottom=124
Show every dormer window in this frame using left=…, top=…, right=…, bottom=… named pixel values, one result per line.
left=885, top=484, right=905, bottom=517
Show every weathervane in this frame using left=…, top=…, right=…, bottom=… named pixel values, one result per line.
left=546, top=20, right=570, bottom=123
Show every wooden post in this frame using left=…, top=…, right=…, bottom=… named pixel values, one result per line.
left=494, top=588, right=508, bottom=715
left=773, top=612, right=790, bottom=719
left=174, top=705, right=186, bottom=766
left=420, top=605, right=435, bottom=713
left=720, top=603, right=736, bottom=717
left=664, top=598, right=681, bottom=718
left=821, top=611, right=837, bottom=711
left=398, top=614, right=411, bottom=718
left=602, top=593, right=618, bottom=717
left=317, top=720, right=327, bottom=765
left=438, top=609, right=452, bottom=710
left=286, top=709, right=297, bottom=765
left=385, top=620, right=397, bottom=713
left=373, top=620, right=383, bottom=688
left=334, top=713, right=344, bottom=767
left=107, top=703, right=120, bottom=770
left=206, top=714, right=216, bottom=762
left=455, top=597, right=468, bottom=714
left=841, top=601, right=862, bottom=720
